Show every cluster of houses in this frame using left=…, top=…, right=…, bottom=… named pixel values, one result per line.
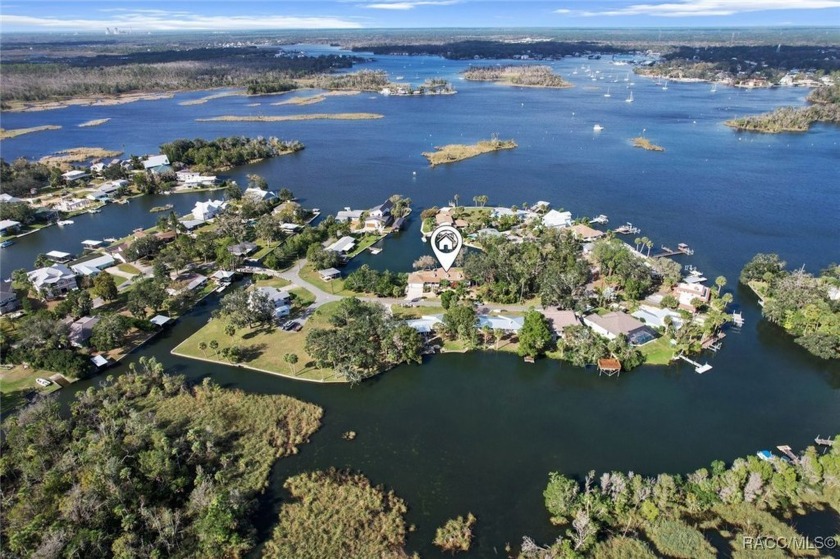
left=335, top=199, right=405, bottom=234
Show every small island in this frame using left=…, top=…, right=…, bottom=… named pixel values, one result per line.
left=462, top=65, right=571, bottom=88
left=423, top=136, right=517, bottom=166
left=39, top=147, right=123, bottom=165
left=632, top=137, right=665, bottom=151
left=78, top=118, right=111, bottom=127
left=0, top=124, right=61, bottom=140
left=196, top=113, right=384, bottom=123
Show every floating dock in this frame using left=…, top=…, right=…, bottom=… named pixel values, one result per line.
left=675, top=354, right=712, bottom=374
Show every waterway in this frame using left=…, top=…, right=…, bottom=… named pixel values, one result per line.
left=2, top=45, right=839, bottom=556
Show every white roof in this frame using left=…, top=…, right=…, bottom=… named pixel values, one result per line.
left=326, top=236, right=356, bottom=253
left=478, top=314, right=524, bottom=331
left=0, top=193, right=22, bottom=203
left=71, top=254, right=115, bottom=275
left=81, top=239, right=104, bottom=247
left=0, top=219, right=21, bottom=229
left=632, top=305, right=684, bottom=329
left=255, top=286, right=291, bottom=305
left=62, top=170, right=88, bottom=180
left=91, top=355, right=109, bottom=367
left=318, top=267, right=341, bottom=277
left=143, top=155, right=170, bottom=169
left=28, top=264, right=75, bottom=286
left=336, top=210, right=363, bottom=221
left=212, top=270, right=236, bottom=280
left=542, top=209, right=573, bottom=228
left=406, top=315, right=443, bottom=333
left=46, top=250, right=71, bottom=259
left=244, top=188, right=277, bottom=201
left=150, top=315, right=173, bottom=326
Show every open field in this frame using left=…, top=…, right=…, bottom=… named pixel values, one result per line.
left=0, top=365, right=63, bottom=413
left=172, top=300, right=345, bottom=383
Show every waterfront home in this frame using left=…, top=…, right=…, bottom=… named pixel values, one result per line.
left=406, top=315, right=444, bottom=334
left=541, top=209, right=572, bottom=229
left=318, top=268, right=341, bottom=281
left=178, top=219, right=205, bottom=232
left=326, top=236, right=356, bottom=255
left=570, top=223, right=605, bottom=242
left=143, top=154, right=170, bottom=171
left=0, top=193, right=23, bottom=204
left=243, top=188, right=278, bottom=203
left=212, top=270, right=236, bottom=284
left=192, top=199, right=226, bottom=221
left=176, top=171, right=217, bottom=187
left=253, top=287, right=291, bottom=318
left=45, top=250, right=72, bottom=263
left=583, top=311, right=654, bottom=345
left=87, top=180, right=128, bottom=201
left=70, top=254, right=116, bottom=277
left=336, top=208, right=363, bottom=222
left=28, top=264, right=78, bottom=299
left=435, top=212, right=455, bottom=226
left=673, top=282, right=711, bottom=312
left=540, top=308, right=581, bottom=337
left=405, top=268, right=465, bottom=300
left=61, top=170, right=89, bottom=183
left=227, top=242, right=257, bottom=257
left=478, top=314, right=524, bottom=332
left=361, top=199, right=394, bottom=232
left=531, top=201, right=551, bottom=212
left=491, top=207, right=534, bottom=221
left=67, top=315, right=100, bottom=347
left=0, top=220, right=21, bottom=236
left=55, top=198, right=91, bottom=213
left=632, top=304, right=684, bottom=330
left=0, top=282, right=20, bottom=315
left=166, top=273, right=207, bottom=296
left=103, top=243, right=130, bottom=263
left=150, top=315, right=174, bottom=327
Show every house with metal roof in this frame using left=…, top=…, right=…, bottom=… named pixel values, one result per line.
left=28, top=264, right=78, bottom=299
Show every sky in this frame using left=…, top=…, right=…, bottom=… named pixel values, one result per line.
left=1, top=1, right=839, bottom=32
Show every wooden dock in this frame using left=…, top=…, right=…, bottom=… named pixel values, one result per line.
left=776, top=445, right=801, bottom=464
left=654, top=245, right=694, bottom=258
left=815, top=436, right=835, bottom=446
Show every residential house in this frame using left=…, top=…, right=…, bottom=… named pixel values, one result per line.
left=570, top=223, right=605, bottom=242
left=673, top=282, right=711, bottom=312
left=45, top=250, right=73, bottom=263
left=192, top=199, right=226, bottom=221
left=104, top=242, right=130, bottom=263
left=632, top=304, right=684, bottom=330
left=336, top=209, right=363, bottom=222
left=540, top=308, right=580, bottom=337
left=143, top=154, right=171, bottom=173
left=227, top=242, right=258, bottom=257
left=435, top=212, right=455, bottom=226
left=68, top=316, right=100, bottom=347
left=0, top=282, right=20, bottom=315
left=583, top=311, right=655, bottom=345
left=28, top=264, right=78, bottom=299
left=70, top=254, right=116, bottom=277
left=253, top=286, right=291, bottom=318
left=87, top=179, right=128, bottom=202
left=176, top=171, right=217, bottom=187
left=62, top=170, right=89, bottom=183
left=477, top=314, right=524, bottom=332
left=362, top=199, right=394, bottom=232
left=212, top=270, right=236, bottom=284
left=541, top=209, right=572, bottom=229
left=243, top=188, right=278, bottom=203
left=55, top=198, right=91, bottom=212
left=406, top=315, right=444, bottom=334
left=0, top=220, right=21, bottom=236
left=405, top=268, right=465, bottom=300
left=326, top=236, right=356, bottom=255
left=318, top=268, right=341, bottom=281
left=166, top=273, right=207, bottom=296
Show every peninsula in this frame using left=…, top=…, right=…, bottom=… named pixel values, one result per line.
left=725, top=84, right=840, bottom=133
left=462, top=65, right=571, bottom=88
left=0, top=124, right=61, bottom=140
left=423, top=137, right=517, bottom=166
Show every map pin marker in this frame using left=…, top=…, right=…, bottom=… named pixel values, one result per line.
left=430, top=225, right=463, bottom=272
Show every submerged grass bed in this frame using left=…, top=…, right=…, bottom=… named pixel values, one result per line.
left=197, top=112, right=383, bottom=122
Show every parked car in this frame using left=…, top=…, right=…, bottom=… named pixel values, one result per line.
left=288, top=321, right=302, bottom=332
left=35, top=377, right=52, bottom=387
left=282, top=320, right=296, bottom=331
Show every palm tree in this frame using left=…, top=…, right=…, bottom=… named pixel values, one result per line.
left=198, top=342, right=207, bottom=357
left=645, top=239, right=653, bottom=257
left=284, top=353, right=299, bottom=374
left=209, top=340, right=219, bottom=355
left=494, top=328, right=505, bottom=350
left=634, top=237, right=641, bottom=252
left=715, top=275, right=727, bottom=295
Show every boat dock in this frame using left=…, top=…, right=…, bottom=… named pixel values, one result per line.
left=675, top=354, right=712, bottom=374
left=815, top=436, right=835, bottom=446
left=654, top=244, right=694, bottom=258
left=614, top=222, right=640, bottom=235
left=776, top=445, right=801, bottom=465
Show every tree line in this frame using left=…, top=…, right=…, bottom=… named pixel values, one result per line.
left=159, top=136, right=304, bottom=173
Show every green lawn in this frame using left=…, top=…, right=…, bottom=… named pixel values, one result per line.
left=390, top=304, right=445, bottom=319
left=117, top=263, right=141, bottom=275
left=299, top=264, right=354, bottom=296
left=348, top=233, right=384, bottom=258
left=111, top=274, right=129, bottom=287
left=254, top=277, right=291, bottom=289
left=172, top=301, right=345, bottom=382
left=0, top=365, right=63, bottom=412
left=640, top=336, right=676, bottom=365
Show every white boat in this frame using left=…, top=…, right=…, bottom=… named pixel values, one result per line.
left=591, top=214, right=609, bottom=224
left=88, top=208, right=101, bottom=214
left=711, top=83, right=718, bottom=93
left=57, top=220, right=74, bottom=226
left=593, top=124, right=604, bottom=132
left=103, top=237, right=118, bottom=243
left=625, top=91, right=634, bottom=103
left=662, top=80, right=669, bottom=91
left=604, top=87, right=611, bottom=98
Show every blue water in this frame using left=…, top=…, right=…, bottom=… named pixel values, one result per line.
left=3, top=47, right=839, bottom=556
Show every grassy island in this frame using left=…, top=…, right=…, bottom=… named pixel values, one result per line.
left=423, top=137, right=517, bottom=166
left=463, top=65, right=571, bottom=88
left=0, top=124, right=61, bottom=140
left=196, top=112, right=383, bottom=123
left=632, top=137, right=665, bottom=151
left=726, top=84, right=840, bottom=133
left=39, top=146, right=123, bottom=165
